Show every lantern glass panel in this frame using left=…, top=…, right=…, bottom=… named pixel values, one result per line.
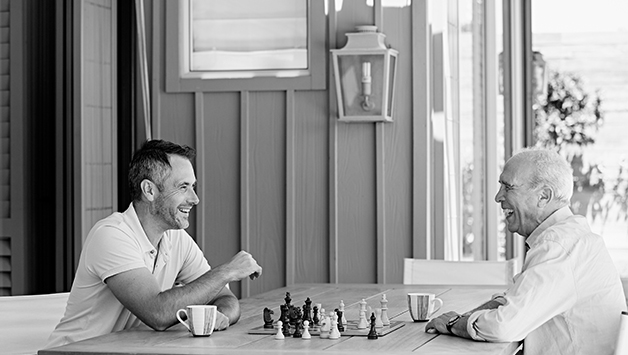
left=337, top=54, right=386, bottom=117
left=387, top=55, right=397, bottom=117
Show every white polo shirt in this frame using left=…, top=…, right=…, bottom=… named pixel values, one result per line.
left=45, top=203, right=210, bottom=348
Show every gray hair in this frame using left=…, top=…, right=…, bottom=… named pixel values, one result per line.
left=512, top=147, right=574, bottom=204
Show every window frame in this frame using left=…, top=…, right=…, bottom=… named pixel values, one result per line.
left=164, top=0, right=326, bottom=93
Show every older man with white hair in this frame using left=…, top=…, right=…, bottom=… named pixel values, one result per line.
left=426, top=147, right=627, bottom=355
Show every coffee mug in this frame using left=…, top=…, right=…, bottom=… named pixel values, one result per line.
left=176, top=305, right=217, bottom=336
left=407, top=293, right=443, bottom=322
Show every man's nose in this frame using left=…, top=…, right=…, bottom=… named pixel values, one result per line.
left=189, top=189, right=200, bottom=205
left=494, top=187, right=504, bottom=203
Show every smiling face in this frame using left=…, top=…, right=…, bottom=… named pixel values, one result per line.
left=151, top=155, right=199, bottom=230
left=494, top=156, right=544, bottom=237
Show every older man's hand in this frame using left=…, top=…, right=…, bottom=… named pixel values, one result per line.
left=425, top=311, right=459, bottom=334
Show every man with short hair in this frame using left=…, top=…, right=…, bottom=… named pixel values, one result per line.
left=426, top=147, right=627, bottom=354
left=47, top=139, right=262, bottom=348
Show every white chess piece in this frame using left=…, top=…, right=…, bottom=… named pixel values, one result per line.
left=275, top=320, right=285, bottom=340
left=375, top=308, right=384, bottom=328
left=357, top=309, right=368, bottom=329
left=380, top=294, right=390, bottom=326
left=319, top=313, right=330, bottom=339
left=302, top=320, right=311, bottom=339
left=329, top=312, right=340, bottom=339
left=339, top=300, right=347, bottom=325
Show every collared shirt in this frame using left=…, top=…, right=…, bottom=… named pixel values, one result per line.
left=467, top=206, right=627, bottom=355
left=46, top=203, right=211, bottom=348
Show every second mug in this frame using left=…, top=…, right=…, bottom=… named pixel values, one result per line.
left=176, top=305, right=217, bottom=337
left=407, top=293, right=443, bottom=322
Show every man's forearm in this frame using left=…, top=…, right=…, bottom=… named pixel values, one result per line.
left=212, top=293, right=241, bottom=325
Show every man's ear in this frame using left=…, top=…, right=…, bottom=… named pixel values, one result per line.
left=538, top=186, right=553, bottom=208
left=141, top=179, right=156, bottom=202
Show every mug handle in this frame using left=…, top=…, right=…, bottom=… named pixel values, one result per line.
left=431, top=298, right=443, bottom=315
left=176, top=309, right=191, bottom=331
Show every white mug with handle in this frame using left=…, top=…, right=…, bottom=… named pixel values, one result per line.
left=176, top=305, right=217, bottom=337
left=407, top=293, right=443, bottom=322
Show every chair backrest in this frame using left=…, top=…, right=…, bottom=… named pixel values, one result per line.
left=616, top=311, right=628, bottom=355
left=403, top=258, right=520, bottom=286
left=0, top=292, right=69, bottom=355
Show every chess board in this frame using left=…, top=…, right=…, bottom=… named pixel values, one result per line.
left=248, top=320, right=405, bottom=337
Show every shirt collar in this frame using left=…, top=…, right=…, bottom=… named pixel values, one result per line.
left=122, top=202, right=172, bottom=264
left=123, top=202, right=157, bottom=255
left=526, top=205, right=573, bottom=247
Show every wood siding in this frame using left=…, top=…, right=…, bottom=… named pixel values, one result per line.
left=147, top=0, right=447, bottom=298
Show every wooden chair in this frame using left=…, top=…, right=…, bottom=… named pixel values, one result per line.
left=615, top=311, right=628, bottom=355
left=403, top=258, right=520, bottom=286
left=0, top=292, right=69, bottom=355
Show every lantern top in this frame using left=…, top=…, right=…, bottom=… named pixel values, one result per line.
left=340, top=25, right=388, bottom=51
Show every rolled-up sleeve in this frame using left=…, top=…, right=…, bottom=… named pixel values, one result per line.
left=466, top=237, right=577, bottom=342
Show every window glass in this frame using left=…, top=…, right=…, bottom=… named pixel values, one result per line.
left=190, top=0, right=307, bottom=72
left=532, top=0, right=628, bottom=278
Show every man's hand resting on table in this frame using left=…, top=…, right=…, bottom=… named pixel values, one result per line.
left=425, top=311, right=459, bottom=334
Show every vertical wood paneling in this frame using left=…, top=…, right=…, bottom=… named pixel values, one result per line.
left=247, top=91, right=286, bottom=295
left=412, top=0, right=433, bottom=259
left=201, top=92, right=242, bottom=297
left=285, top=90, right=296, bottom=285
left=383, top=5, right=414, bottom=282
left=240, top=91, right=251, bottom=297
left=335, top=0, right=377, bottom=284
left=328, top=0, right=339, bottom=284
left=294, top=90, right=329, bottom=283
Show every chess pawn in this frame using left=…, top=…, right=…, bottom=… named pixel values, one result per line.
left=380, top=294, right=390, bottom=326
left=329, top=312, right=340, bottom=340
left=357, top=309, right=368, bottom=329
left=275, top=320, right=285, bottom=340
left=293, top=319, right=303, bottom=338
left=302, top=320, right=311, bottom=339
left=313, top=305, right=320, bottom=326
left=375, top=308, right=384, bottom=328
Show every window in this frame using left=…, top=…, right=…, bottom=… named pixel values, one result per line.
left=165, top=0, right=326, bottom=92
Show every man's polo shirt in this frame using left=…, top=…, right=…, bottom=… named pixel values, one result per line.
left=46, top=203, right=210, bottom=348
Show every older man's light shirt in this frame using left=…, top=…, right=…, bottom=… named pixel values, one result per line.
left=466, top=206, right=626, bottom=355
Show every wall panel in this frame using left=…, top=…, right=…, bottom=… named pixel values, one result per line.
left=246, top=91, right=287, bottom=296
left=294, top=90, right=329, bottom=283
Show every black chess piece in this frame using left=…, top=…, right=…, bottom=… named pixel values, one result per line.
left=284, top=292, right=292, bottom=308
left=280, top=305, right=288, bottom=323
left=282, top=316, right=292, bottom=336
left=367, top=312, right=378, bottom=339
left=335, top=309, right=345, bottom=332
left=292, top=319, right=303, bottom=338
left=263, top=307, right=274, bottom=329
left=313, top=305, right=320, bottom=326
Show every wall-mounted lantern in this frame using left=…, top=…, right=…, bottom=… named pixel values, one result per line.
left=331, top=26, right=398, bottom=123
left=532, top=51, right=548, bottom=100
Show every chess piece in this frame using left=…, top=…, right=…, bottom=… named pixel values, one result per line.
left=339, top=300, right=347, bottom=325
left=335, top=308, right=345, bottom=332
left=329, top=312, right=340, bottom=339
left=282, top=314, right=292, bottom=336
left=367, top=312, right=378, bottom=339
left=302, top=320, right=312, bottom=339
left=263, top=307, right=274, bottom=329
left=285, top=292, right=292, bottom=306
left=375, top=308, right=384, bottom=328
left=319, top=313, right=330, bottom=339
left=304, top=297, right=313, bottom=322
left=380, top=294, right=390, bottom=326
left=275, top=320, right=285, bottom=340
left=293, top=319, right=303, bottom=338
left=313, top=305, right=320, bottom=326
left=357, top=309, right=368, bottom=329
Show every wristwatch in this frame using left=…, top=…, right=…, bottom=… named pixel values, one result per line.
left=446, top=314, right=462, bottom=334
